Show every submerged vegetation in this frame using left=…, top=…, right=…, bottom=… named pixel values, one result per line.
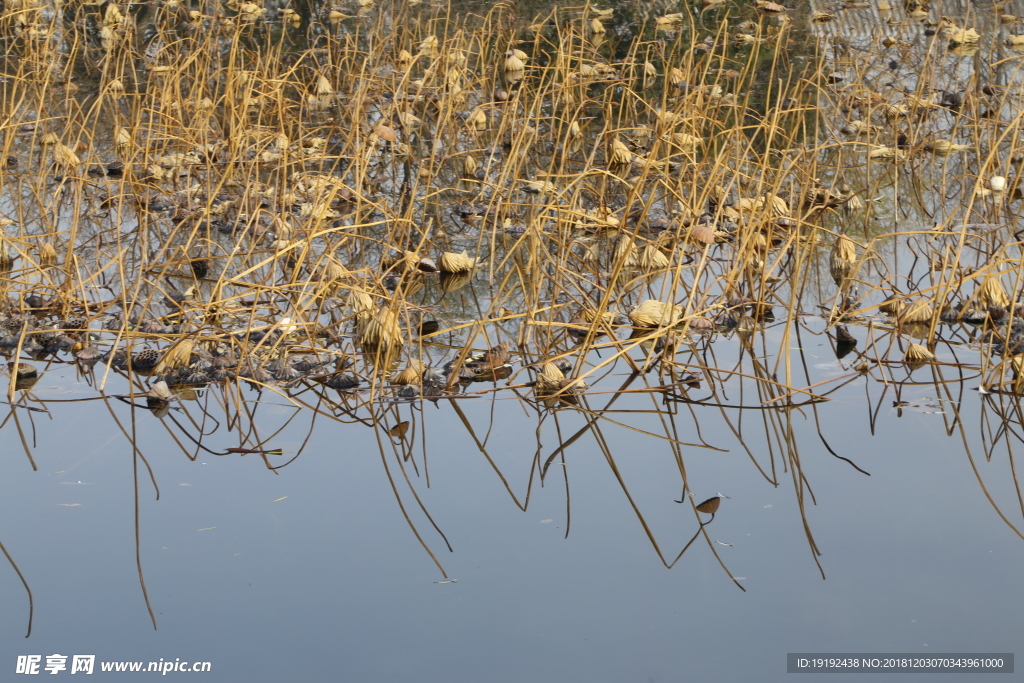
left=3, top=0, right=1024, bottom=630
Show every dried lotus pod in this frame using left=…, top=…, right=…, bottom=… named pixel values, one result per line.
left=395, top=48, right=414, bottom=66
left=904, top=343, right=935, bottom=370
left=381, top=250, right=420, bottom=272
left=830, top=234, right=857, bottom=284
left=608, top=138, right=633, bottom=165
left=362, top=305, right=403, bottom=348
left=898, top=298, right=933, bottom=325
left=438, top=251, right=476, bottom=273
left=314, top=74, right=333, bottom=97
left=347, top=289, right=375, bottom=327
left=1012, top=355, right=1024, bottom=392
left=976, top=277, right=1009, bottom=308
left=879, top=294, right=906, bottom=317
left=52, top=143, right=81, bottom=170
left=391, top=358, right=425, bottom=385
left=640, top=245, right=670, bottom=272
left=317, top=257, right=350, bottom=284
left=629, top=299, right=683, bottom=328
left=535, top=361, right=564, bottom=394
left=614, top=235, right=640, bottom=267
left=147, top=380, right=173, bottom=400
left=438, top=271, right=472, bottom=292
left=567, top=309, right=621, bottom=340
left=115, top=127, right=133, bottom=160
left=153, top=338, right=194, bottom=374
left=503, top=53, right=525, bottom=72
left=467, top=107, right=487, bottom=131
left=37, top=242, right=57, bottom=265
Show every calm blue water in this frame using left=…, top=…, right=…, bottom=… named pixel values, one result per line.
left=0, top=341, right=1020, bottom=682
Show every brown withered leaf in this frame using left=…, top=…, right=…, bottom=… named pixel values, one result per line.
left=696, top=496, right=721, bottom=514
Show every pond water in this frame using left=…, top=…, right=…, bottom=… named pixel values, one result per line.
left=1, top=323, right=1021, bottom=681
left=1, top=0, right=1023, bottom=679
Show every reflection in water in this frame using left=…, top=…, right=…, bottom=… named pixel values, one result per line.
left=3, top=306, right=1024, bottom=637
left=0, top=0, right=1022, bottom=675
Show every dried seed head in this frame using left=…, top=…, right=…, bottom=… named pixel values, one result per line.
left=439, top=251, right=476, bottom=273
left=419, top=35, right=438, bottom=54
left=467, top=107, right=487, bottom=131
left=362, top=305, right=403, bottom=349
left=52, top=143, right=80, bottom=169
left=154, top=338, right=195, bottom=374
left=104, top=3, right=124, bottom=26
left=504, top=53, right=525, bottom=72
left=314, top=74, right=333, bottom=97
left=609, top=137, right=633, bottom=165
left=148, top=381, right=172, bottom=401
left=391, top=359, right=425, bottom=385
left=899, top=298, right=933, bottom=325
left=38, top=242, right=57, bottom=265
left=668, top=133, right=701, bottom=153
left=536, top=362, right=565, bottom=394
left=976, top=277, right=1009, bottom=308
left=904, top=343, right=935, bottom=364
left=640, top=245, right=670, bottom=272
left=629, top=299, right=683, bottom=328
left=830, top=234, right=857, bottom=283
left=879, top=294, right=905, bottom=316
left=115, top=127, right=132, bottom=159
left=614, top=235, right=640, bottom=267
